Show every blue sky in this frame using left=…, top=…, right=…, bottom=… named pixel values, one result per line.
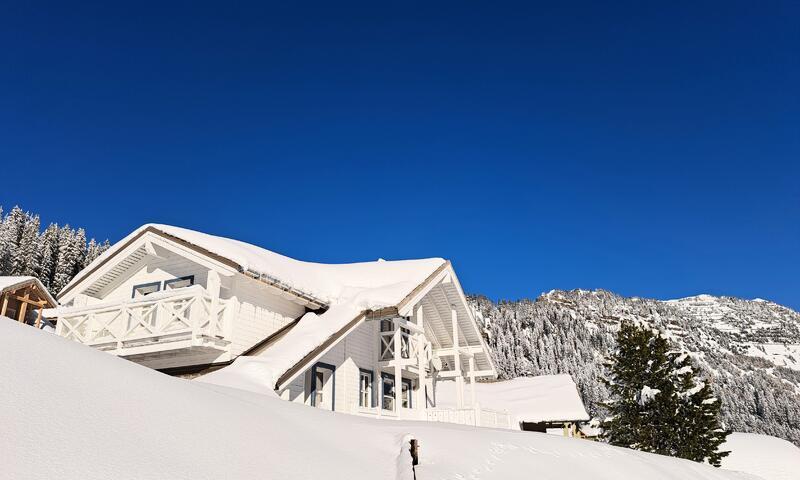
left=1, top=2, right=798, bottom=308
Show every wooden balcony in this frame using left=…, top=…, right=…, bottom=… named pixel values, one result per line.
left=55, top=286, right=235, bottom=358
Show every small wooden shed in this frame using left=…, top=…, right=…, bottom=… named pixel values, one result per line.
left=0, top=277, right=57, bottom=328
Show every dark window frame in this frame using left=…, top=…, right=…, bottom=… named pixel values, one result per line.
left=164, top=275, right=195, bottom=290
left=309, top=362, right=336, bottom=411
left=131, top=281, right=161, bottom=299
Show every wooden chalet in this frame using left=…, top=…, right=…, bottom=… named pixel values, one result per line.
left=54, top=224, right=508, bottom=427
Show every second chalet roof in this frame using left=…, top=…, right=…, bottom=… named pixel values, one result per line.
left=62, top=223, right=446, bottom=309
left=0, top=276, right=57, bottom=306
left=436, top=375, right=591, bottom=426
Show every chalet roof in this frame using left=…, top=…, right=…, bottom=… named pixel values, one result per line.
left=0, top=276, right=57, bottom=306
left=436, top=375, right=590, bottom=426
left=61, top=224, right=445, bottom=309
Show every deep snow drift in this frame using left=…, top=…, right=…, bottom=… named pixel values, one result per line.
left=1, top=319, right=759, bottom=480
left=721, top=433, right=800, bottom=480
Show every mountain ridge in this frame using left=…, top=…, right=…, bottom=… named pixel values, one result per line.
left=470, top=289, right=800, bottom=445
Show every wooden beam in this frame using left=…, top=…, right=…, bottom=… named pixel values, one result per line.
left=12, top=295, right=48, bottom=306
left=1, top=294, right=8, bottom=317
left=17, top=292, right=29, bottom=322
left=35, top=307, right=43, bottom=329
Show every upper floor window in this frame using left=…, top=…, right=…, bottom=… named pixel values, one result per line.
left=164, top=275, right=194, bottom=290
left=132, top=282, right=160, bottom=298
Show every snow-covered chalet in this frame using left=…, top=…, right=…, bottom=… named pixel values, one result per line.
left=55, top=224, right=506, bottom=426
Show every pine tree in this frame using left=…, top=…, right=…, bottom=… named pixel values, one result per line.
left=672, top=354, right=730, bottom=466
left=602, top=321, right=729, bottom=466
left=52, top=225, right=76, bottom=294
left=17, top=214, right=41, bottom=276
left=38, top=223, right=60, bottom=288
left=1, top=206, right=27, bottom=274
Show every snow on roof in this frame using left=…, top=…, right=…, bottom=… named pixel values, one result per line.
left=0, top=276, right=37, bottom=292
left=2, top=319, right=759, bottom=480
left=64, top=224, right=446, bottom=390
left=436, top=375, right=590, bottom=426
left=63, top=224, right=445, bottom=307
left=0, top=276, right=56, bottom=305
left=721, top=433, right=800, bottom=480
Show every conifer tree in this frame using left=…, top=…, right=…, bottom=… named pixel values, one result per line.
left=602, top=321, right=729, bottom=466
left=38, top=223, right=60, bottom=288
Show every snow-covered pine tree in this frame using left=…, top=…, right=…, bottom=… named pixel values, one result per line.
left=0, top=205, right=109, bottom=291
left=1, top=206, right=27, bottom=274
left=602, top=321, right=679, bottom=455
left=603, top=321, right=729, bottom=466
left=672, top=354, right=730, bottom=466
left=17, top=214, right=41, bottom=276
left=51, top=225, right=76, bottom=294
left=70, top=228, right=87, bottom=279
left=83, top=238, right=110, bottom=268
left=38, top=223, right=60, bottom=289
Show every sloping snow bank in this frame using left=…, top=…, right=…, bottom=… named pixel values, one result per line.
left=0, top=319, right=408, bottom=480
left=2, top=319, right=759, bottom=480
left=436, top=375, right=590, bottom=427
left=721, top=433, right=800, bottom=480
left=412, top=423, right=758, bottom=480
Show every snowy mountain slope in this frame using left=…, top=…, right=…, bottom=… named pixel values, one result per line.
left=1, top=318, right=759, bottom=480
left=721, top=433, right=800, bottom=480
left=471, top=290, right=800, bottom=446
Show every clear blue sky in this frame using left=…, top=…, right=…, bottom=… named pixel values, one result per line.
left=2, top=2, right=798, bottom=308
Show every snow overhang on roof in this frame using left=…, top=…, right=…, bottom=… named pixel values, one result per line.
left=60, top=224, right=445, bottom=310
left=0, top=276, right=57, bottom=306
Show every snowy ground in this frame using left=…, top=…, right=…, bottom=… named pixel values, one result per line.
left=1, top=319, right=761, bottom=480
left=720, top=433, right=800, bottom=480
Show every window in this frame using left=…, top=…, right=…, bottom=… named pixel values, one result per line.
left=314, top=370, right=325, bottom=406
left=380, top=319, right=394, bottom=332
left=400, top=327, right=411, bottom=359
left=132, top=282, right=160, bottom=298
left=164, top=275, right=194, bottom=290
left=359, top=369, right=373, bottom=408
left=401, top=378, right=413, bottom=408
left=381, top=373, right=395, bottom=411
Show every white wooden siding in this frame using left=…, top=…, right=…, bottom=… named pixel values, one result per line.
left=228, top=275, right=306, bottom=356
left=92, top=255, right=211, bottom=304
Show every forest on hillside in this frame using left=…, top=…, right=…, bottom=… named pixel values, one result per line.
left=0, top=206, right=109, bottom=294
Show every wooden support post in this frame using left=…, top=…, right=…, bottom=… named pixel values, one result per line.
left=1, top=294, right=8, bottom=317
left=393, top=318, right=402, bottom=412
left=415, top=303, right=426, bottom=412
left=469, top=356, right=476, bottom=409
left=17, top=292, right=29, bottom=323
left=35, top=307, right=43, bottom=329
left=373, top=319, right=381, bottom=417
left=452, top=305, right=463, bottom=408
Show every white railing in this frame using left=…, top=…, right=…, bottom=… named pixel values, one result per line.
left=426, top=405, right=513, bottom=429
left=56, top=286, right=236, bottom=354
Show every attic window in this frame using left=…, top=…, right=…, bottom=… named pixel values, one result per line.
left=132, top=282, right=160, bottom=298
left=164, top=276, right=194, bottom=290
